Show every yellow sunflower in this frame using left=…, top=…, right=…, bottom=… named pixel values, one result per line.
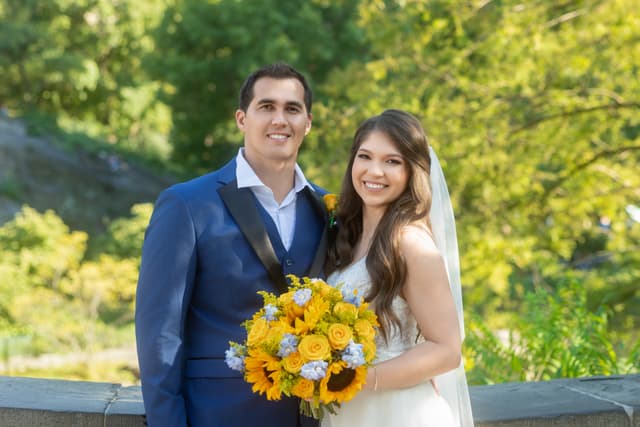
left=244, top=348, right=282, bottom=400
left=319, top=361, right=367, bottom=404
left=294, top=296, right=329, bottom=334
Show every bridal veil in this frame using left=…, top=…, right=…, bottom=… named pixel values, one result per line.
left=429, top=146, right=475, bottom=427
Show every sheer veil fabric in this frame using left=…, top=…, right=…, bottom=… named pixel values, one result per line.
left=429, top=147, right=475, bottom=427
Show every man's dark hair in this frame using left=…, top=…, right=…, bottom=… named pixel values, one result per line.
left=238, top=63, right=312, bottom=114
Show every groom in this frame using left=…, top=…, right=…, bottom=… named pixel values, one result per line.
left=135, top=63, right=327, bottom=427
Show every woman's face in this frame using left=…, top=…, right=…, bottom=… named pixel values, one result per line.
left=351, top=130, right=409, bottom=213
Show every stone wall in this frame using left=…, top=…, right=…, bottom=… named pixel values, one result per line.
left=0, top=374, right=638, bottom=426
left=0, top=116, right=174, bottom=232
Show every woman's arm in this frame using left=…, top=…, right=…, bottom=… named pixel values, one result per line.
left=364, top=225, right=461, bottom=390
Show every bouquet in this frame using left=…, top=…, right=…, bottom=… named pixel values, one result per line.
left=225, top=275, right=379, bottom=419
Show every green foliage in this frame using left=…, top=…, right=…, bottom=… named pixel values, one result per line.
left=0, top=206, right=87, bottom=289
left=0, top=0, right=173, bottom=159
left=0, top=0, right=638, bottom=385
left=0, top=206, right=139, bottom=358
left=89, top=203, right=153, bottom=260
left=308, top=0, right=640, bottom=329
left=465, top=278, right=638, bottom=385
left=60, top=254, right=139, bottom=326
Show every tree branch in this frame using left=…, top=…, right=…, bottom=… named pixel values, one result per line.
left=545, top=9, right=588, bottom=28
left=497, top=144, right=640, bottom=214
left=553, top=144, right=640, bottom=191
left=510, top=101, right=640, bottom=136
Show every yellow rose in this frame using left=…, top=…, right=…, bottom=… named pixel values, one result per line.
left=323, top=193, right=337, bottom=211
left=265, top=320, right=289, bottom=343
left=298, top=335, right=331, bottom=361
left=282, top=351, right=304, bottom=374
left=278, top=291, right=295, bottom=306
left=327, top=323, right=353, bottom=350
left=354, top=319, right=376, bottom=341
left=247, top=318, right=270, bottom=347
left=333, top=302, right=358, bottom=320
left=280, top=291, right=306, bottom=319
left=291, top=378, right=315, bottom=400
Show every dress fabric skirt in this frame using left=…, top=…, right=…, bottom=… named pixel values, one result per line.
left=322, top=380, right=455, bottom=427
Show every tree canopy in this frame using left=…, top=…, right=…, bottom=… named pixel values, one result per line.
left=0, top=0, right=638, bottom=383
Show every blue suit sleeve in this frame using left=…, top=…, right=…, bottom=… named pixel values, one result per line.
left=135, top=188, right=196, bottom=427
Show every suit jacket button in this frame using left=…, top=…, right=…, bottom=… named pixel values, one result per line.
left=285, top=259, right=293, bottom=266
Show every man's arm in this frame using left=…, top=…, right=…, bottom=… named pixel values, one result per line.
left=135, top=188, right=197, bottom=427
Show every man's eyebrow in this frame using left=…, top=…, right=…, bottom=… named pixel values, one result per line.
left=255, top=98, right=304, bottom=109
left=255, top=98, right=275, bottom=105
left=285, top=100, right=304, bottom=109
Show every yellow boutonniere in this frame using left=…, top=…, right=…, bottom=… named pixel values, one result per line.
left=323, top=194, right=338, bottom=228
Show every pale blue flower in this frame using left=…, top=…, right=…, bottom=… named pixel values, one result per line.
left=300, top=360, right=328, bottom=381
left=293, top=288, right=312, bottom=306
left=263, top=304, right=278, bottom=321
left=225, top=346, right=246, bottom=372
left=341, top=284, right=361, bottom=307
left=341, top=340, right=365, bottom=368
left=277, top=333, right=299, bottom=358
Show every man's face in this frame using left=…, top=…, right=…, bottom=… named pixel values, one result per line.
left=236, top=77, right=312, bottom=166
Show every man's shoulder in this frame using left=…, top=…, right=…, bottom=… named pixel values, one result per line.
left=162, top=160, right=235, bottom=200
left=307, top=181, right=328, bottom=196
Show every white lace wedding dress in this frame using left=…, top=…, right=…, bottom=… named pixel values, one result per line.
left=322, top=257, right=456, bottom=427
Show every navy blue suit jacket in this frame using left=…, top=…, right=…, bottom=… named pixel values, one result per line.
left=136, top=159, right=326, bottom=427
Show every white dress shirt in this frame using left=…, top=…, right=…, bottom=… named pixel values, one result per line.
left=235, top=149, right=312, bottom=250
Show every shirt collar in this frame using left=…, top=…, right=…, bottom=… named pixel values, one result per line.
left=235, top=148, right=312, bottom=194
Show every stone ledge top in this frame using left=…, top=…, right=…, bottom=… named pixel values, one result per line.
left=0, top=374, right=638, bottom=426
left=469, top=374, right=640, bottom=426
left=0, top=376, right=142, bottom=414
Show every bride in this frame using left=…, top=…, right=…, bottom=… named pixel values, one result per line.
left=322, top=110, right=474, bottom=427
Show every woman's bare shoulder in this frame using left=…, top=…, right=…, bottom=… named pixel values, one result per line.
left=399, top=223, right=441, bottom=263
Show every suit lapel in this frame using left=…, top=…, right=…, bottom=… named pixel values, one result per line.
left=218, top=180, right=288, bottom=293
left=303, top=187, right=329, bottom=278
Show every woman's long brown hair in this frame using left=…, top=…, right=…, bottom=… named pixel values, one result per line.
left=326, top=109, right=433, bottom=342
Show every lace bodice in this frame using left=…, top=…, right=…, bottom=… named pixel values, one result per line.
left=327, top=257, right=421, bottom=363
